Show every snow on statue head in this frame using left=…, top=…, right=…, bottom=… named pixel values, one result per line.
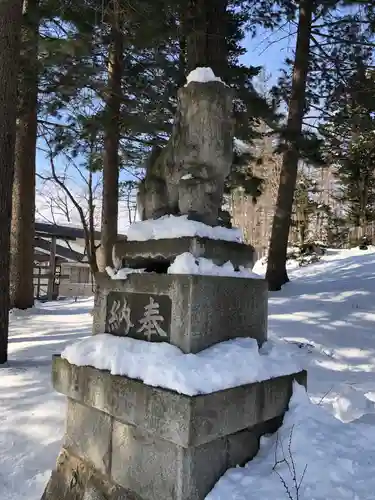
left=137, top=67, right=234, bottom=228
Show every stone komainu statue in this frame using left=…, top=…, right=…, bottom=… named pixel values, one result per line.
left=137, top=80, right=234, bottom=227
left=137, top=80, right=264, bottom=227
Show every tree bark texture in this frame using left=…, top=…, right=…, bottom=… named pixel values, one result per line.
left=10, top=0, right=39, bottom=310
left=136, top=0, right=233, bottom=227
left=99, top=18, right=123, bottom=271
left=266, top=0, right=313, bottom=291
left=0, top=0, right=23, bottom=364
left=185, top=0, right=228, bottom=78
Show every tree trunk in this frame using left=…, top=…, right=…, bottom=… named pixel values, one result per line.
left=98, top=17, right=123, bottom=271
left=0, top=0, right=23, bottom=364
left=185, top=0, right=228, bottom=78
left=266, top=0, right=313, bottom=291
left=10, top=0, right=39, bottom=310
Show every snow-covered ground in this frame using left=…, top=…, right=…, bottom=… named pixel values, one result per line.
left=254, top=247, right=375, bottom=423
left=1, top=247, right=375, bottom=499
left=0, top=299, right=93, bottom=500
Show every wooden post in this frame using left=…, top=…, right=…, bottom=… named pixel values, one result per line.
left=37, top=266, right=41, bottom=300
left=47, top=236, right=56, bottom=301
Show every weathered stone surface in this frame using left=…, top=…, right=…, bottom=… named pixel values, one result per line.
left=42, top=419, right=279, bottom=500
left=112, top=236, right=255, bottom=272
left=46, top=359, right=306, bottom=500
left=227, top=428, right=260, bottom=468
left=180, top=436, right=228, bottom=500
left=111, top=419, right=276, bottom=500
left=137, top=81, right=234, bottom=226
left=106, top=291, right=172, bottom=342
left=64, top=399, right=112, bottom=475
left=111, top=421, right=179, bottom=500
left=83, top=487, right=106, bottom=500
left=53, top=356, right=307, bottom=448
left=41, top=448, right=142, bottom=500
left=93, top=272, right=268, bottom=351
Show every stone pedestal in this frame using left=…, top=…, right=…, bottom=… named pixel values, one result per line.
left=43, top=234, right=306, bottom=500
left=43, top=357, right=306, bottom=500
left=112, top=237, right=255, bottom=272
left=93, top=272, right=267, bottom=353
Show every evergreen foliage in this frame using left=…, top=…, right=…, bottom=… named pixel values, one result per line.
left=321, top=61, right=375, bottom=229
left=37, top=0, right=278, bottom=177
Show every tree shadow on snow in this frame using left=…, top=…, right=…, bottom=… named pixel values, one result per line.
left=268, top=251, right=375, bottom=408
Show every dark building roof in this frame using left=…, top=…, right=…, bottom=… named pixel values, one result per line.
left=35, top=222, right=102, bottom=241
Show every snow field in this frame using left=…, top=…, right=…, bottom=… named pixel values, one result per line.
left=2, top=247, right=375, bottom=498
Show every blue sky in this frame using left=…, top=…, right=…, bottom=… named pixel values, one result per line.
left=242, top=27, right=294, bottom=83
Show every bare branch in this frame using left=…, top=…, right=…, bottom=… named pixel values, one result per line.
left=40, top=130, right=99, bottom=275
left=272, top=426, right=307, bottom=500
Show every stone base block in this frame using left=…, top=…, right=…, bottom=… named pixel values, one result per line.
left=70, top=401, right=274, bottom=500
left=94, top=272, right=267, bottom=352
left=43, top=401, right=280, bottom=500
left=44, top=357, right=307, bottom=500
left=112, top=236, right=255, bottom=272
left=53, top=357, right=306, bottom=448
left=42, top=447, right=141, bottom=500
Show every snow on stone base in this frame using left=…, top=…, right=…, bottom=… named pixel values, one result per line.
left=61, top=334, right=302, bottom=396
left=168, top=252, right=260, bottom=278
left=185, top=67, right=225, bottom=86
left=106, top=266, right=146, bottom=280
left=126, top=215, right=243, bottom=243
left=107, top=254, right=260, bottom=280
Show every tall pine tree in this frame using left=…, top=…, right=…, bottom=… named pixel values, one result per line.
left=321, top=62, right=375, bottom=237
left=10, top=0, right=39, bottom=310
left=0, top=0, right=23, bottom=364
left=266, top=0, right=313, bottom=291
left=266, top=0, right=375, bottom=290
